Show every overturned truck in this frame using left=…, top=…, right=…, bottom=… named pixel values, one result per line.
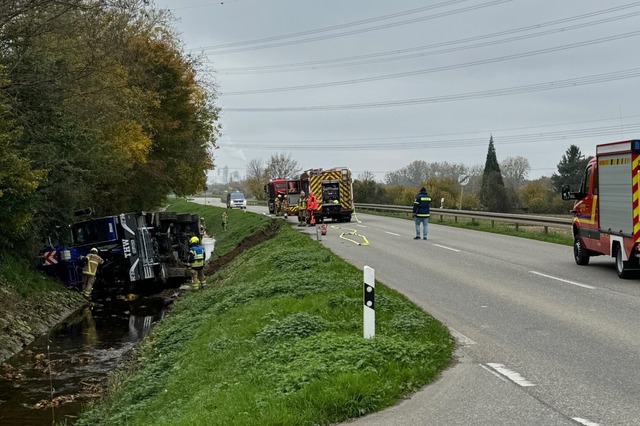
left=39, top=211, right=203, bottom=292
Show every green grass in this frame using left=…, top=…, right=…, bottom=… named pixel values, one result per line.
left=74, top=202, right=454, bottom=426
left=358, top=209, right=573, bottom=246
left=0, top=254, right=61, bottom=297
left=168, top=197, right=272, bottom=259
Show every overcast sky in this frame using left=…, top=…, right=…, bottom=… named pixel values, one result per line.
left=153, top=0, right=640, bottom=183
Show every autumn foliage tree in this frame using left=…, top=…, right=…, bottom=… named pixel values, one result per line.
left=0, top=0, right=219, bottom=251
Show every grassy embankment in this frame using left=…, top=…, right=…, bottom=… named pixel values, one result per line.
left=74, top=199, right=455, bottom=426
left=0, top=254, right=85, bottom=362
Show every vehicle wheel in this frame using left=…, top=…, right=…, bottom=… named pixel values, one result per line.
left=615, top=247, right=631, bottom=279
left=158, top=211, right=178, bottom=221
left=177, top=213, right=193, bottom=223
left=573, top=237, right=589, bottom=265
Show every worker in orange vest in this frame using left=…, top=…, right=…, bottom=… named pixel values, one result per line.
left=306, top=192, right=318, bottom=226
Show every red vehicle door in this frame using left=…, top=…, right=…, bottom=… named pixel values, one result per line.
left=573, top=160, right=607, bottom=254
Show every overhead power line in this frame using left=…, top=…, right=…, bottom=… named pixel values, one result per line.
left=222, top=67, right=640, bottom=112
left=222, top=122, right=640, bottom=151
left=220, top=30, right=640, bottom=95
left=213, top=3, right=640, bottom=74
left=197, top=0, right=511, bottom=54
left=226, top=114, right=640, bottom=144
left=195, top=0, right=475, bottom=51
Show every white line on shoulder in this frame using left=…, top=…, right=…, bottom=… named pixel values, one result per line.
left=486, top=363, right=535, bottom=387
left=434, top=244, right=460, bottom=252
left=572, top=418, right=600, bottom=426
left=529, top=271, right=595, bottom=289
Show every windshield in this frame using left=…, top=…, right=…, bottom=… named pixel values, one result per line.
left=231, top=193, right=245, bottom=200
left=71, top=218, right=117, bottom=245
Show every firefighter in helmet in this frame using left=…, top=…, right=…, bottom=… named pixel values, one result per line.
left=199, top=217, right=207, bottom=237
left=275, top=192, right=283, bottom=216
left=188, top=236, right=206, bottom=290
left=277, top=191, right=289, bottom=219
left=297, top=190, right=307, bottom=226
left=79, top=247, right=104, bottom=299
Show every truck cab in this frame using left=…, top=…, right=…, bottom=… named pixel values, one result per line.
left=39, top=211, right=201, bottom=291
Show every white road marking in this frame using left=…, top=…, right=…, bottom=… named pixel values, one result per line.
left=486, top=363, right=535, bottom=387
left=572, top=418, right=600, bottom=426
left=434, top=244, right=460, bottom=252
left=480, top=364, right=507, bottom=381
left=529, top=271, right=595, bottom=289
left=449, top=327, right=476, bottom=346
left=357, top=224, right=367, bottom=228
left=384, top=231, right=401, bottom=236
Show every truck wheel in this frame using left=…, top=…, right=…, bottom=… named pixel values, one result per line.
left=573, top=237, right=590, bottom=265
left=177, top=213, right=192, bottom=223
left=158, top=211, right=178, bottom=221
left=615, top=247, right=631, bottom=279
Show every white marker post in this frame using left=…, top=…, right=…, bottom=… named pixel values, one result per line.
left=363, top=266, right=375, bottom=339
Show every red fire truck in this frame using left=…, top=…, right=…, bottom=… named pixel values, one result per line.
left=562, top=139, right=640, bottom=278
left=264, top=177, right=301, bottom=216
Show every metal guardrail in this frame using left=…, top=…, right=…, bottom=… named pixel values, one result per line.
left=354, top=203, right=573, bottom=232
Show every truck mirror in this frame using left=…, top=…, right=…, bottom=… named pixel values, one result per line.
left=74, top=207, right=93, bottom=217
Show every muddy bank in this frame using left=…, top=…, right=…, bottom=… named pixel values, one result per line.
left=0, top=279, right=85, bottom=364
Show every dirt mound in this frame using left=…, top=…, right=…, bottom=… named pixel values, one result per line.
left=204, top=219, right=281, bottom=274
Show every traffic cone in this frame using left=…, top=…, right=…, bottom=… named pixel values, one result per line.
left=309, top=211, right=316, bottom=226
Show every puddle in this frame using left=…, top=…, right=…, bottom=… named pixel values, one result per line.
left=0, top=294, right=169, bottom=425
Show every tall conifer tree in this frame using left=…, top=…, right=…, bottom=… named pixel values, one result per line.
left=479, top=135, right=511, bottom=212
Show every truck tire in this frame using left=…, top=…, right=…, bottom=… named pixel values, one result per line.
left=615, top=247, right=631, bottom=279
left=158, top=211, right=178, bottom=222
left=177, top=213, right=193, bottom=223
left=573, top=236, right=590, bottom=266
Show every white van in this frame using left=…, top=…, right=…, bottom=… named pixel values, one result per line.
left=226, top=191, right=247, bottom=209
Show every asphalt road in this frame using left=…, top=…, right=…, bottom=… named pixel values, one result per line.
left=198, top=198, right=640, bottom=426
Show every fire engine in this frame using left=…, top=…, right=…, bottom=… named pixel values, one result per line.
left=265, top=168, right=354, bottom=223
left=562, top=139, right=640, bottom=278
left=300, top=167, right=353, bottom=223
left=264, top=177, right=301, bottom=216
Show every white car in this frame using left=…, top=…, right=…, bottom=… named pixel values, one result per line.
left=226, top=191, right=247, bottom=209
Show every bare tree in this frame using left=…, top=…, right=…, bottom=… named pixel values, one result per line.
left=357, top=170, right=376, bottom=182
left=501, top=156, right=530, bottom=188
left=266, top=152, right=302, bottom=179
left=246, top=158, right=264, bottom=180
left=245, top=158, right=268, bottom=200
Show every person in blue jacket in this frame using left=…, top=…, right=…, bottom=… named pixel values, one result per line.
left=412, top=187, right=432, bottom=240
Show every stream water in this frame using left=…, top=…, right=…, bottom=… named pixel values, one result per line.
left=0, top=293, right=170, bottom=425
